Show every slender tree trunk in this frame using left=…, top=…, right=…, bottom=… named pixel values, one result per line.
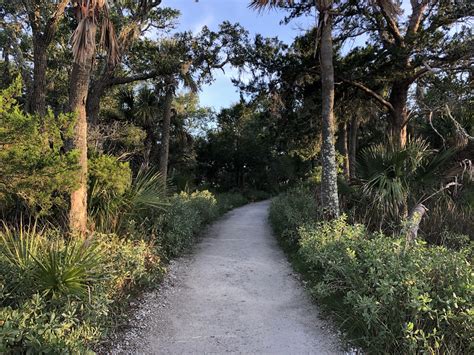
left=68, top=58, right=94, bottom=236
left=389, top=81, right=409, bottom=148
left=86, top=82, right=106, bottom=125
left=338, top=121, right=350, bottom=180
left=159, top=88, right=174, bottom=181
left=349, top=115, right=358, bottom=179
left=31, top=40, right=47, bottom=116
left=319, top=3, right=340, bottom=219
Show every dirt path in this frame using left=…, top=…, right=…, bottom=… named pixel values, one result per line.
left=109, top=201, right=341, bottom=354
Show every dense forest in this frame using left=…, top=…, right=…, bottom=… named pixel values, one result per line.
left=0, top=0, right=472, bottom=353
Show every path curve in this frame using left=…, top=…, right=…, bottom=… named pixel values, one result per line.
left=109, top=201, right=341, bottom=354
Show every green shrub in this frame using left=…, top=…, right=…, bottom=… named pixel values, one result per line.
left=0, top=78, right=78, bottom=217
left=31, top=239, right=104, bottom=299
left=156, top=190, right=219, bottom=258
left=89, top=167, right=167, bottom=234
left=216, top=192, right=248, bottom=213
left=89, top=155, right=131, bottom=198
left=298, top=217, right=472, bottom=353
left=97, top=233, right=163, bottom=299
left=269, top=186, right=320, bottom=248
left=270, top=189, right=473, bottom=354
left=1, top=223, right=46, bottom=304
left=0, top=294, right=99, bottom=354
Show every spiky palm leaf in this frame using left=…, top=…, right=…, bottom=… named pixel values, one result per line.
left=0, top=221, right=42, bottom=271
left=31, top=238, right=103, bottom=297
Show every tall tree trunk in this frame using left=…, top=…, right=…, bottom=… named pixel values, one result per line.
left=31, top=40, right=47, bottom=116
left=159, top=88, right=173, bottom=182
left=389, top=81, right=409, bottom=148
left=337, top=121, right=350, bottom=180
left=349, top=115, right=358, bottom=179
left=319, top=3, right=340, bottom=219
left=68, top=58, right=94, bottom=236
left=86, top=82, right=106, bottom=126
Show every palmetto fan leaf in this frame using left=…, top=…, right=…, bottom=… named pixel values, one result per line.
left=136, top=87, right=159, bottom=127
left=357, top=138, right=453, bottom=218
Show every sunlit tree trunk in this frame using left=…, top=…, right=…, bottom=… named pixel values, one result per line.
left=159, top=87, right=174, bottom=182
left=68, top=56, right=94, bottom=236
left=319, top=0, right=340, bottom=219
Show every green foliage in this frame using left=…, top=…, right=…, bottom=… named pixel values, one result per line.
left=356, top=138, right=453, bottom=222
left=216, top=192, right=249, bottom=214
left=31, top=239, right=104, bottom=298
left=270, top=190, right=473, bottom=354
left=89, top=155, right=131, bottom=197
left=0, top=223, right=44, bottom=303
left=0, top=294, right=98, bottom=354
left=0, top=222, right=42, bottom=272
left=0, top=79, right=78, bottom=216
left=269, top=186, right=320, bottom=248
left=0, top=231, right=163, bottom=353
left=156, top=190, right=218, bottom=258
left=89, top=165, right=167, bottom=234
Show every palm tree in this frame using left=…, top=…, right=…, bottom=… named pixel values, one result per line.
left=68, top=0, right=120, bottom=235
left=250, top=0, right=340, bottom=219
left=154, top=37, right=199, bottom=183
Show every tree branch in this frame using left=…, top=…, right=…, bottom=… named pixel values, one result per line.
left=406, top=0, right=429, bottom=37
left=340, top=78, right=395, bottom=113
left=106, top=71, right=160, bottom=87
left=375, top=0, right=403, bottom=45
left=44, top=0, right=69, bottom=43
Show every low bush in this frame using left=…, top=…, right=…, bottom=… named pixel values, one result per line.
left=269, top=186, right=320, bottom=249
left=215, top=192, right=248, bottom=214
left=156, top=190, right=218, bottom=258
left=270, top=190, right=473, bottom=354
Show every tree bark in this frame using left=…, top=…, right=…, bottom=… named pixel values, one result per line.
left=389, top=81, right=409, bottom=148
left=349, top=115, right=358, bottom=179
left=159, top=88, right=174, bottom=182
left=86, top=82, right=107, bottom=125
left=319, top=4, right=340, bottom=219
left=31, top=40, right=48, bottom=116
left=69, top=58, right=94, bottom=236
left=338, top=121, right=350, bottom=180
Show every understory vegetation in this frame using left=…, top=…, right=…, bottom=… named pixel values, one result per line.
left=270, top=186, right=473, bottom=354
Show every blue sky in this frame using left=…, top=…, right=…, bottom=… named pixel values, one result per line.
left=161, top=0, right=315, bottom=110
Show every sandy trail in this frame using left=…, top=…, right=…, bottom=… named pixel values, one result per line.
left=109, top=201, right=341, bottom=354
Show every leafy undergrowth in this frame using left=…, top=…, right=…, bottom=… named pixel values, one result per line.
left=269, top=186, right=473, bottom=354
left=0, top=191, right=250, bottom=353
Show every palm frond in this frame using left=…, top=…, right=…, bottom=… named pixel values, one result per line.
left=249, top=0, right=294, bottom=11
